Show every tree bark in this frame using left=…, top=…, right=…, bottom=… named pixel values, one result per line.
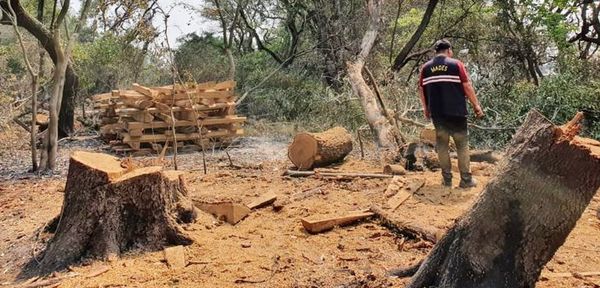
left=405, top=110, right=600, bottom=288
left=288, top=126, right=353, bottom=170
left=0, top=0, right=77, bottom=137
left=347, top=0, right=401, bottom=150
left=25, top=151, right=197, bottom=276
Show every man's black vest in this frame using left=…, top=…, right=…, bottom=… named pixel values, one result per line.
left=420, top=55, right=468, bottom=118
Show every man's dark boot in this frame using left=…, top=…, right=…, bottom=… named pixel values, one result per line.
left=442, top=171, right=452, bottom=187
left=459, top=172, right=477, bottom=188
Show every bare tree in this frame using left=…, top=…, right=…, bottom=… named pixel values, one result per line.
left=346, top=0, right=401, bottom=150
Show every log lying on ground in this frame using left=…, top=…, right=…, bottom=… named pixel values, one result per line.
left=383, top=164, right=406, bottom=175
left=404, top=110, right=600, bottom=288
left=29, top=151, right=197, bottom=275
left=285, top=170, right=392, bottom=179
left=288, top=126, right=353, bottom=170
left=370, top=205, right=443, bottom=243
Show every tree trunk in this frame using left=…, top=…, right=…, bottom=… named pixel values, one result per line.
left=0, top=0, right=77, bottom=137
left=405, top=110, right=600, bottom=288
left=347, top=0, right=401, bottom=150
left=288, top=126, right=353, bottom=170
left=28, top=151, right=197, bottom=275
left=391, top=0, right=439, bottom=71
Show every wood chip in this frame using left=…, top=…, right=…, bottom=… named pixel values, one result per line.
left=164, top=246, right=186, bottom=269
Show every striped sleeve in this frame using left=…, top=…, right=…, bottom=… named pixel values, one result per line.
left=418, top=65, right=425, bottom=87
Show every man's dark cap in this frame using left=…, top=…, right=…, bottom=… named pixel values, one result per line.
left=434, top=39, right=452, bottom=52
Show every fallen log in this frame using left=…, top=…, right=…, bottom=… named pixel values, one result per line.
left=29, top=151, right=197, bottom=275
left=288, top=126, right=353, bottom=170
left=404, top=110, right=600, bottom=288
left=285, top=170, right=392, bottom=179
left=386, top=179, right=425, bottom=210
left=301, top=210, right=374, bottom=233
left=370, top=205, right=443, bottom=243
left=383, top=164, right=406, bottom=175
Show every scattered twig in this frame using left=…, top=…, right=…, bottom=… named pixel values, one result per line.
left=285, top=170, right=393, bottom=179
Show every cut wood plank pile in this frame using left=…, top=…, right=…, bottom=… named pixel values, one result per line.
left=93, top=80, right=246, bottom=152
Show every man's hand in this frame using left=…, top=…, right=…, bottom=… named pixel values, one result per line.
left=473, top=105, right=484, bottom=118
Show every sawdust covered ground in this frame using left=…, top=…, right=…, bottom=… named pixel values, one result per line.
left=0, top=136, right=599, bottom=287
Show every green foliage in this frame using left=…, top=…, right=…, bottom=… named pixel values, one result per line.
left=174, top=33, right=229, bottom=82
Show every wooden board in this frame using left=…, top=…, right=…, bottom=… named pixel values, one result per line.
left=132, top=83, right=159, bottom=98
left=195, top=201, right=251, bottom=225
left=115, top=102, right=234, bottom=115
left=163, top=246, right=186, bottom=269
left=246, top=192, right=277, bottom=209
left=213, top=80, right=236, bottom=91
left=386, top=179, right=425, bottom=210
left=121, top=129, right=244, bottom=143
left=126, top=116, right=245, bottom=130
left=301, top=211, right=374, bottom=233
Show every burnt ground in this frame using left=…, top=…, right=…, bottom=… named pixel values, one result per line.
left=0, top=128, right=599, bottom=287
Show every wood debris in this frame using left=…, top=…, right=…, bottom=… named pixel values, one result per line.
left=164, top=246, right=187, bottom=269
left=301, top=210, right=375, bottom=233
left=386, top=179, right=424, bottom=210
left=246, top=192, right=277, bottom=210
left=93, top=81, right=245, bottom=152
left=194, top=200, right=251, bottom=225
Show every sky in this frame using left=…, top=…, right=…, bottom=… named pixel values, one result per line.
left=70, top=0, right=219, bottom=47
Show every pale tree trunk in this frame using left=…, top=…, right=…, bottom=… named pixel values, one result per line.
left=225, top=47, right=235, bottom=80
left=346, top=0, right=401, bottom=150
left=403, top=110, right=600, bottom=288
left=3, top=0, right=39, bottom=171
left=39, top=0, right=91, bottom=171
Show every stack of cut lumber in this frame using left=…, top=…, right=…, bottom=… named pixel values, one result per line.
left=93, top=81, right=245, bottom=152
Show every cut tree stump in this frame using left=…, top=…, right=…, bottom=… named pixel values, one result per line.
left=31, top=151, right=197, bottom=275
left=288, top=126, right=353, bottom=170
left=404, top=110, right=600, bottom=288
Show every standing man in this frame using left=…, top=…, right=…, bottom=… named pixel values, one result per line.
left=418, top=39, right=484, bottom=188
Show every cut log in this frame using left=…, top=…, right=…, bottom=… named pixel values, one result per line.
left=383, top=164, right=406, bottom=175
left=405, top=110, right=600, bottom=288
left=31, top=151, right=197, bottom=275
left=370, top=205, right=443, bottom=243
left=288, top=126, right=353, bottom=170
left=301, top=210, right=374, bottom=234
left=194, top=201, right=251, bottom=225
left=246, top=192, right=277, bottom=210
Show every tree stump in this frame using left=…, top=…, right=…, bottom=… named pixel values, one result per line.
left=288, top=126, right=353, bottom=170
left=34, top=151, right=197, bottom=274
left=405, top=110, right=600, bottom=288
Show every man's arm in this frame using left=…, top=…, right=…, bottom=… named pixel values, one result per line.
left=458, top=61, right=484, bottom=118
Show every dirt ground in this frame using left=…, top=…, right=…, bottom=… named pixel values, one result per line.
left=0, top=130, right=599, bottom=287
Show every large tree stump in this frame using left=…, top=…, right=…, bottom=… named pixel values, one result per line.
left=34, top=151, right=197, bottom=274
left=404, top=110, right=600, bottom=288
left=288, top=126, right=353, bottom=170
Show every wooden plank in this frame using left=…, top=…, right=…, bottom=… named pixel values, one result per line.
left=131, top=111, right=154, bottom=123
left=115, top=102, right=234, bottom=114
left=195, top=81, right=217, bottom=90
left=92, top=92, right=114, bottom=102
left=213, top=80, right=236, bottom=91
left=155, top=113, right=176, bottom=124
left=301, top=211, right=374, bottom=233
left=246, top=192, right=277, bottom=210
left=120, top=92, right=153, bottom=109
left=121, top=129, right=243, bottom=143
left=153, top=102, right=172, bottom=113
left=387, top=179, right=425, bottom=211
left=157, top=90, right=234, bottom=101
left=194, top=201, right=251, bottom=225
left=126, top=116, right=246, bottom=130
left=132, top=83, right=159, bottom=98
